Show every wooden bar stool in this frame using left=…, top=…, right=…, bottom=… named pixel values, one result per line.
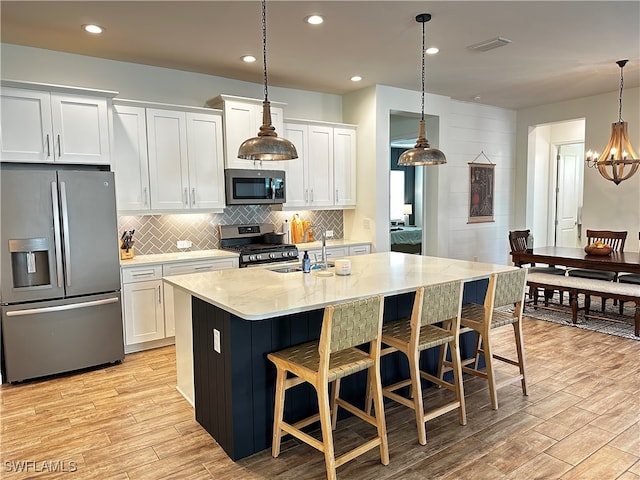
left=370, top=280, right=466, bottom=446
left=267, top=295, right=388, bottom=480
left=440, top=269, right=528, bottom=410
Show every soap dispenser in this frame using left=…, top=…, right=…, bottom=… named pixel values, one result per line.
left=302, top=250, right=311, bottom=273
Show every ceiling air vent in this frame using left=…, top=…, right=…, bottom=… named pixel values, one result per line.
left=467, top=36, right=512, bottom=52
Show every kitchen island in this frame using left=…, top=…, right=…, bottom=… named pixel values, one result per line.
left=164, top=252, right=517, bottom=460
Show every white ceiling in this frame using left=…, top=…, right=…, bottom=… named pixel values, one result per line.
left=2, top=1, right=639, bottom=110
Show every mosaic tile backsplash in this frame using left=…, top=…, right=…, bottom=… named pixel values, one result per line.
left=118, top=206, right=344, bottom=255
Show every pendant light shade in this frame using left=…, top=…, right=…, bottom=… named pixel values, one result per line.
left=238, top=0, right=297, bottom=161
left=584, top=59, right=639, bottom=184
left=398, top=13, right=446, bottom=167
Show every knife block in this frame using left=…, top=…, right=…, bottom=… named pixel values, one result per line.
left=119, top=240, right=134, bottom=260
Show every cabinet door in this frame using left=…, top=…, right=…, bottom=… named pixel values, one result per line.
left=223, top=100, right=285, bottom=170
left=306, top=125, right=334, bottom=208
left=333, top=127, right=357, bottom=208
left=282, top=122, right=308, bottom=208
left=113, top=105, right=151, bottom=211
left=146, top=108, right=190, bottom=211
left=186, top=112, right=225, bottom=210
left=123, top=279, right=165, bottom=345
left=50, top=93, right=110, bottom=164
left=0, top=87, right=53, bottom=162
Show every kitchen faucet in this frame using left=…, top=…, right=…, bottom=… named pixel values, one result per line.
left=303, top=224, right=328, bottom=270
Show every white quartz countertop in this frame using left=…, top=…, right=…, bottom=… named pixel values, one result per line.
left=163, top=252, right=516, bottom=321
left=120, top=249, right=238, bottom=267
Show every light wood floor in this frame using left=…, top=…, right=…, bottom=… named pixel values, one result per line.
left=1, top=316, right=639, bottom=479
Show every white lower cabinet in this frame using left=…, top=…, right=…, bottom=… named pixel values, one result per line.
left=121, top=257, right=238, bottom=353
left=304, top=243, right=370, bottom=263
left=122, top=265, right=165, bottom=348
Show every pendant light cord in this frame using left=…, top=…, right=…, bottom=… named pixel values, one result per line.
left=618, top=61, right=624, bottom=123
left=420, top=18, right=425, bottom=122
left=262, top=0, right=269, bottom=102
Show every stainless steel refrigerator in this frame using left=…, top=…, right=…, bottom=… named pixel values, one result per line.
left=1, top=165, right=124, bottom=383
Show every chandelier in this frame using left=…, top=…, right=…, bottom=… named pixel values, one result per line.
left=585, top=59, right=639, bottom=185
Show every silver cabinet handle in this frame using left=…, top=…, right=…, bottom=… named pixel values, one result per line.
left=194, top=265, right=213, bottom=271
left=304, top=189, right=308, bottom=203
left=60, top=181, right=72, bottom=287
left=183, top=187, right=188, bottom=206
left=192, top=187, right=196, bottom=206
left=143, top=187, right=148, bottom=207
left=158, top=285, right=162, bottom=304
left=131, top=271, right=156, bottom=277
left=57, top=134, right=61, bottom=158
left=311, top=189, right=314, bottom=202
left=6, top=297, right=119, bottom=317
left=335, top=189, right=339, bottom=203
left=46, top=134, right=51, bottom=158
left=51, top=181, right=64, bottom=288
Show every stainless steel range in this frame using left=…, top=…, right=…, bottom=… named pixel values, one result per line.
left=219, top=224, right=298, bottom=268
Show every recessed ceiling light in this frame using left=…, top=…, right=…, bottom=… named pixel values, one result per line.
left=82, top=24, right=104, bottom=34
left=242, top=55, right=257, bottom=63
left=350, top=76, right=362, bottom=82
left=426, top=47, right=439, bottom=55
left=305, top=15, right=324, bottom=25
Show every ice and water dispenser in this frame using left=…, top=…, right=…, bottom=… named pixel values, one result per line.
left=8, top=238, right=51, bottom=289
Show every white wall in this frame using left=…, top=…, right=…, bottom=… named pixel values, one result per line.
left=516, top=88, right=640, bottom=251
left=1, top=44, right=343, bottom=121
left=344, top=85, right=517, bottom=264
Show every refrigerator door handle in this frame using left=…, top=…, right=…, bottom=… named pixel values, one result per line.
left=51, top=181, right=64, bottom=288
left=5, top=296, right=120, bottom=317
left=59, top=181, right=72, bottom=287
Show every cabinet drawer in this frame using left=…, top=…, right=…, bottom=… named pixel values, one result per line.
left=163, top=259, right=237, bottom=276
left=349, top=244, right=371, bottom=255
left=122, top=265, right=163, bottom=283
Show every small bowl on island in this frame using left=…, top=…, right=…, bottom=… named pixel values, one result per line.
left=584, top=242, right=612, bottom=256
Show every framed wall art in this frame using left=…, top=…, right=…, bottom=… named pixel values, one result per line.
left=468, top=151, right=495, bottom=223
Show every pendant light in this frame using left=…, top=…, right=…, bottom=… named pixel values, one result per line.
left=398, top=13, right=446, bottom=167
left=585, top=59, right=639, bottom=184
left=237, top=0, right=298, bottom=161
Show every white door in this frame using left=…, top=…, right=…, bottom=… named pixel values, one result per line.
left=333, top=127, right=357, bottom=207
left=123, top=280, right=165, bottom=345
left=555, top=143, right=583, bottom=247
left=307, top=125, right=334, bottom=208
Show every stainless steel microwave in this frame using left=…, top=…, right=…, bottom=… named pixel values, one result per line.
left=224, top=168, right=286, bottom=205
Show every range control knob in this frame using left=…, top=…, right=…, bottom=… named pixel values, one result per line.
left=249, top=255, right=257, bottom=261
left=269, top=253, right=277, bottom=259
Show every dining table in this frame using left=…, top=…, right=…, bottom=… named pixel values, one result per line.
left=512, top=246, right=640, bottom=274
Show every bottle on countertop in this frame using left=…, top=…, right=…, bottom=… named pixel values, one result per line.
left=302, top=250, right=311, bottom=273
left=526, top=233, right=534, bottom=253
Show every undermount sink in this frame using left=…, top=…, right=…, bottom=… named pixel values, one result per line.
left=268, top=265, right=302, bottom=273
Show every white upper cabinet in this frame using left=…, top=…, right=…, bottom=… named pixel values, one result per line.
left=113, top=104, right=151, bottom=211
left=282, top=120, right=357, bottom=210
left=207, top=95, right=286, bottom=170
left=1, top=84, right=112, bottom=165
left=333, top=126, right=357, bottom=208
left=186, top=112, right=225, bottom=210
left=112, top=100, right=225, bottom=213
left=146, top=108, right=191, bottom=211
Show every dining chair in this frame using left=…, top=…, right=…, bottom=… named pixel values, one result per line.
left=369, top=280, right=466, bottom=446
left=568, top=229, right=627, bottom=311
left=268, top=295, right=388, bottom=480
left=440, top=268, right=528, bottom=410
left=509, top=230, right=565, bottom=304
left=618, top=232, right=640, bottom=314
